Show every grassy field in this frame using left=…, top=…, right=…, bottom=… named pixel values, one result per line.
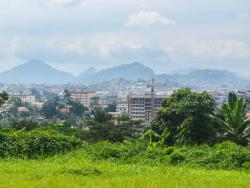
left=0, top=149, right=249, bottom=188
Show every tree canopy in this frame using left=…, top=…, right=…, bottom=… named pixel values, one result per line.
left=0, top=91, right=8, bottom=107
left=151, top=88, right=217, bottom=145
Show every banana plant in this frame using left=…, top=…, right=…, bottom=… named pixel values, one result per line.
left=219, top=92, right=250, bottom=145
left=143, top=128, right=170, bottom=147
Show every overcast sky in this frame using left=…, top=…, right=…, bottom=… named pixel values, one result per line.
left=0, top=0, right=249, bottom=76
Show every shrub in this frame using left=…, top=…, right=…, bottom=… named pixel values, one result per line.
left=171, top=141, right=250, bottom=170
left=169, top=151, right=185, bottom=164
left=164, top=147, right=175, bottom=155
left=0, top=129, right=82, bottom=158
left=81, top=141, right=123, bottom=160
left=79, top=141, right=250, bottom=170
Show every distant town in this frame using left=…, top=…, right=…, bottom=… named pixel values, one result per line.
left=0, top=60, right=250, bottom=126
left=1, top=78, right=250, bottom=125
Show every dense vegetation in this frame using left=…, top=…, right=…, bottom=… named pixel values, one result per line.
left=0, top=88, right=249, bottom=187
left=78, top=141, right=250, bottom=170
left=0, top=129, right=81, bottom=158
left=150, top=88, right=250, bottom=146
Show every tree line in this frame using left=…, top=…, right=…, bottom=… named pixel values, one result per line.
left=148, top=88, right=250, bottom=146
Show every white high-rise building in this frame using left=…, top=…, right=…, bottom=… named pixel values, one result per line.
left=128, top=94, right=167, bottom=124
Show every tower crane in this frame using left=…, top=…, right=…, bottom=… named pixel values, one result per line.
left=146, top=79, right=156, bottom=121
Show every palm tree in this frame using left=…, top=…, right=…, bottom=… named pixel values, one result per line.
left=218, top=92, right=250, bottom=145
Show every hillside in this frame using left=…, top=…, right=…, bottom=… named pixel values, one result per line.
left=0, top=59, right=75, bottom=84
left=77, top=62, right=155, bottom=84
left=155, top=69, right=250, bottom=88
left=0, top=60, right=249, bottom=87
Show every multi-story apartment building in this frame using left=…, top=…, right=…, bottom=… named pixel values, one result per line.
left=116, top=101, right=128, bottom=114
left=128, top=94, right=167, bottom=124
left=70, top=91, right=95, bottom=108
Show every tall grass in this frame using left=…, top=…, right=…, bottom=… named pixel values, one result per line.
left=0, top=152, right=250, bottom=188
left=0, top=143, right=250, bottom=188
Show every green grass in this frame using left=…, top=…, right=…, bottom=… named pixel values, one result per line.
left=0, top=149, right=249, bottom=188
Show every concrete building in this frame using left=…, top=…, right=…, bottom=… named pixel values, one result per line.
left=116, top=102, right=128, bottom=114
left=128, top=94, right=167, bottom=124
left=70, top=91, right=95, bottom=108
left=9, top=94, right=36, bottom=104
left=98, top=95, right=118, bottom=106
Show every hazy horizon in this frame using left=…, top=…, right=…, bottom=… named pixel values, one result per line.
left=0, top=59, right=248, bottom=78
left=0, top=0, right=249, bottom=76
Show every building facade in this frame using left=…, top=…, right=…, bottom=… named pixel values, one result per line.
left=70, top=91, right=95, bottom=108
left=128, top=94, right=167, bottom=124
left=116, top=101, right=128, bottom=114
left=9, top=94, right=36, bottom=104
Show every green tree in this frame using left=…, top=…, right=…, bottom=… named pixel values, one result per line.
left=63, top=89, right=72, bottom=104
left=8, top=97, right=22, bottom=107
left=90, top=96, right=100, bottom=107
left=106, top=103, right=117, bottom=112
left=70, top=101, right=85, bottom=116
left=116, top=114, right=130, bottom=122
left=0, top=91, right=8, bottom=107
left=91, top=108, right=112, bottom=123
left=86, top=120, right=140, bottom=142
left=152, top=88, right=216, bottom=145
left=0, top=91, right=9, bottom=120
left=218, top=92, right=250, bottom=145
left=41, top=97, right=60, bottom=118
left=63, top=90, right=85, bottom=117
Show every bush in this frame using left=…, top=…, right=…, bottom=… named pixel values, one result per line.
left=169, top=151, right=185, bottom=164
left=86, top=141, right=122, bottom=160
left=79, top=141, right=250, bottom=170
left=0, top=129, right=82, bottom=158
left=48, top=123, right=88, bottom=140
left=164, top=147, right=175, bottom=155
left=171, top=141, right=250, bottom=170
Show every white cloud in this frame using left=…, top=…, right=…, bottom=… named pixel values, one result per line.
left=0, top=0, right=249, bottom=75
left=190, top=40, right=250, bottom=58
left=47, top=0, right=85, bottom=7
left=126, top=11, right=176, bottom=27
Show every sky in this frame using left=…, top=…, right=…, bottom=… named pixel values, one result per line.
left=0, top=0, right=249, bottom=76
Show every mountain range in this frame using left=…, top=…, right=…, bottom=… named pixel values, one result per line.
left=155, top=70, right=250, bottom=88
left=0, top=59, right=249, bottom=87
left=76, top=62, right=155, bottom=85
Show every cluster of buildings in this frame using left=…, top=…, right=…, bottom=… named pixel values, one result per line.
left=68, top=80, right=168, bottom=125
left=1, top=82, right=250, bottom=125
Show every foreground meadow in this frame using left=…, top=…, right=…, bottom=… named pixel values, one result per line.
left=0, top=148, right=249, bottom=188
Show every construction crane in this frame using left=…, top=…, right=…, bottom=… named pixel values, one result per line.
left=146, top=79, right=156, bottom=121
